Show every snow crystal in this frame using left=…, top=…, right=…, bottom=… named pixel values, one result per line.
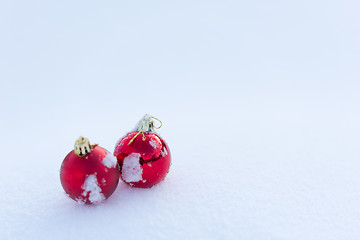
left=122, top=153, right=143, bottom=182
left=161, top=147, right=168, bottom=157
left=102, top=153, right=118, bottom=168
left=81, top=174, right=105, bottom=204
left=149, top=139, right=158, bottom=149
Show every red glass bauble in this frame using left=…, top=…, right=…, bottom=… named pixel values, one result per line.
left=60, top=145, right=120, bottom=204
left=114, top=131, right=171, bottom=188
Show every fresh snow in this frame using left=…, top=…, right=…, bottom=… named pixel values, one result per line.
left=1, top=1, right=360, bottom=240
left=81, top=174, right=105, bottom=204
left=102, top=153, right=118, bottom=168
left=149, top=139, right=158, bottom=149
left=122, top=153, right=143, bottom=182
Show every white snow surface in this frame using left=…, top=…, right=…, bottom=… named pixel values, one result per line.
left=1, top=1, right=360, bottom=240
left=122, top=153, right=143, bottom=182
left=81, top=174, right=105, bottom=204
left=102, top=152, right=118, bottom=168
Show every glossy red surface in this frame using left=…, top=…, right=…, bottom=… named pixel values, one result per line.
left=60, top=146, right=120, bottom=204
left=114, top=131, right=171, bottom=188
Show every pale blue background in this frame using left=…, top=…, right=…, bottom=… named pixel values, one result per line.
left=0, top=1, right=359, bottom=239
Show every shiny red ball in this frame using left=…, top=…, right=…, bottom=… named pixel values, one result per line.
left=60, top=146, right=120, bottom=204
left=114, top=131, right=171, bottom=188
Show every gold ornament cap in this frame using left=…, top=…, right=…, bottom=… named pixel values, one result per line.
left=74, top=136, right=92, bottom=157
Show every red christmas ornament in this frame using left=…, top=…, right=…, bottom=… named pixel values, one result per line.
left=114, top=115, right=171, bottom=188
left=60, top=137, right=120, bottom=204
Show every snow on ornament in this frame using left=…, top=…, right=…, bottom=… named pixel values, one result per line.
left=114, top=115, right=171, bottom=188
left=60, top=136, right=120, bottom=204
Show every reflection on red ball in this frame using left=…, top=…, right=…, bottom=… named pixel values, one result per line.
left=60, top=146, right=120, bottom=204
left=114, top=132, right=171, bottom=188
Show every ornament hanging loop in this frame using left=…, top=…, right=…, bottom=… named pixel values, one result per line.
left=151, top=116, right=162, bottom=129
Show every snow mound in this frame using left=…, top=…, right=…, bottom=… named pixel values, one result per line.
left=81, top=174, right=105, bottom=204
left=122, top=153, right=143, bottom=182
left=102, top=152, right=118, bottom=168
